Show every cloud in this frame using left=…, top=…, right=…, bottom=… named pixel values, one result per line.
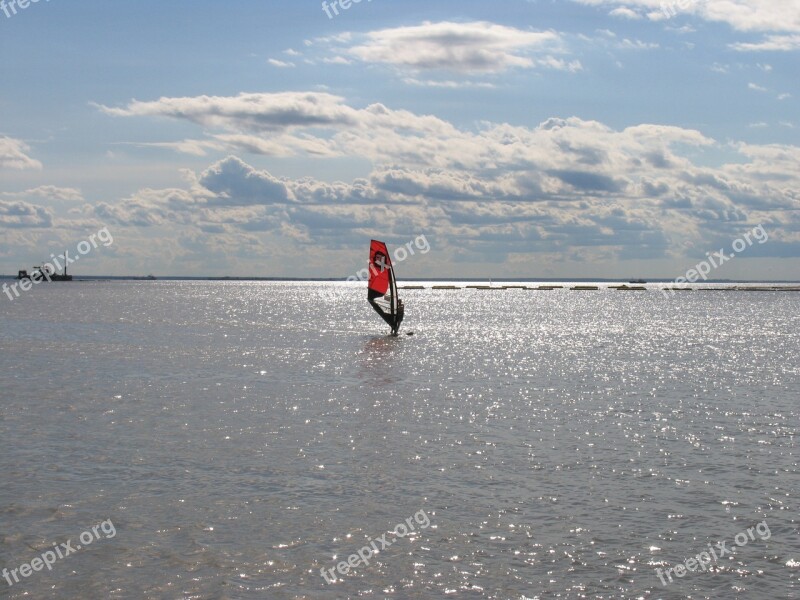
left=549, top=169, right=626, bottom=193
left=95, top=188, right=200, bottom=228
left=93, top=92, right=800, bottom=269
left=345, top=21, right=568, bottom=73
left=609, top=6, right=642, bottom=19
left=1, top=186, right=83, bottom=202
left=617, top=38, right=659, bottom=49
left=731, top=34, right=800, bottom=51
left=9, top=15, right=800, bottom=276
left=321, top=56, right=352, bottom=65
left=572, top=1, right=800, bottom=34
left=199, top=156, right=292, bottom=205
left=116, top=139, right=226, bottom=157
left=402, top=78, right=497, bottom=89
left=267, top=58, right=296, bottom=68
left=0, top=199, right=53, bottom=228
left=0, top=136, right=42, bottom=170
left=95, top=92, right=360, bottom=133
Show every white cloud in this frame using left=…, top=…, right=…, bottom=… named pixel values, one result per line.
left=617, top=38, right=660, bottom=49
left=572, top=1, right=800, bottom=34
left=0, top=136, right=42, bottom=170
left=321, top=56, right=353, bottom=65
left=267, top=58, right=295, bottom=68
left=345, top=21, right=568, bottom=73
left=610, top=7, right=643, bottom=19
left=731, top=34, right=800, bottom=51
left=0, top=199, right=53, bottom=228
left=96, top=92, right=361, bottom=134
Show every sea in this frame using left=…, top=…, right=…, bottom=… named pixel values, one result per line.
left=1, top=281, right=798, bottom=599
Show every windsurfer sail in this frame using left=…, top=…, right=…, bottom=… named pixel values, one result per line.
left=367, top=240, right=404, bottom=335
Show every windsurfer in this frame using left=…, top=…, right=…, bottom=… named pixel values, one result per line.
left=368, top=240, right=405, bottom=336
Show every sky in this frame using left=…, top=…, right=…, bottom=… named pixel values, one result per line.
left=1, top=0, right=799, bottom=279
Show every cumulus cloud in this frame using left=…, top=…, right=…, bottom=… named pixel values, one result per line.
left=0, top=199, right=53, bottom=228
left=95, top=188, right=200, bottom=228
left=199, top=156, right=292, bottom=205
left=90, top=90, right=800, bottom=271
left=345, top=21, right=570, bottom=73
left=0, top=136, right=42, bottom=170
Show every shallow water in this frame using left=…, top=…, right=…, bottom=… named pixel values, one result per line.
left=1, top=281, right=799, bottom=599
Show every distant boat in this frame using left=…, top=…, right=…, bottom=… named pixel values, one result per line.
left=17, top=251, right=73, bottom=282
left=629, top=279, right=647, bottom=284
left=367, top=240, right=404, bottom=336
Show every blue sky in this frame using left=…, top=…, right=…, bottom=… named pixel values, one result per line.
left=1, top=0, right=799, bottom=279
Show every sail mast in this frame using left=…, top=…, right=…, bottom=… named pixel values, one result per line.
left=389, top=259, right=398, bottom=321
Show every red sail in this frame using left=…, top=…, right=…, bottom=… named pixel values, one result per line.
left=367, top=239, right=403, bottom=333
left=368, top=240, right=392, bottom=297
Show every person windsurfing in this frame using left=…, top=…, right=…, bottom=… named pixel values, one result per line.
left=367, top=240, right=404, bottom=335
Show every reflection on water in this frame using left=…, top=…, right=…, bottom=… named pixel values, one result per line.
left=359, top=335, right=404, bottom=387
left=0, top=281, right=798, bottom=598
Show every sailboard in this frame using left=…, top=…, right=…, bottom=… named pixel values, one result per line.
left=367, top=239, right=404, bottom=335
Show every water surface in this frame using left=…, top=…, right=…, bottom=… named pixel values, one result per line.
left=1, top=281, right=798, bottom=598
